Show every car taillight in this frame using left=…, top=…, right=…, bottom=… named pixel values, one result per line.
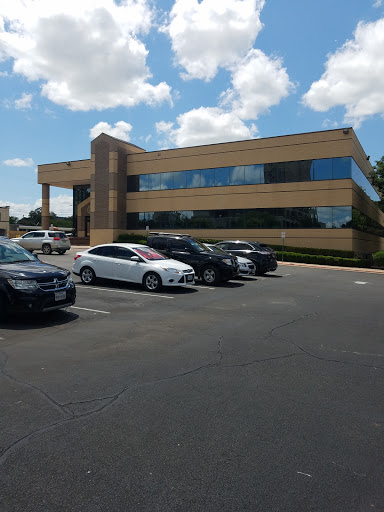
left=74, top=254, right=82, bottom=260
left=53, top=237, right=61, bottom=241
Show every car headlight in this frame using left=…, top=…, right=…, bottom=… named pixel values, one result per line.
left=8, top=279, right=38, bottom=290
left=223, top=258, right=232, bottom=265
left=67, top=274, right=74, bottom=284
left=161, top=267, right=182, bottom=273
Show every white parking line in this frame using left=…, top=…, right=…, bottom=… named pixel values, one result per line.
left=79, top=286, right=174, bottom=299
left=71, top=306, right=110, bottom=314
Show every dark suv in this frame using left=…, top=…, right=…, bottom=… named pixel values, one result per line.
left=215, top=240, right=278, bottom=275
left=0, top=241, right=76, bottom=320
left=147, top=233, right=239, bottom=285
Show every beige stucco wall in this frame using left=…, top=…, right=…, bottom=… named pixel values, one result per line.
left=0, top=206, right=10, bottom=235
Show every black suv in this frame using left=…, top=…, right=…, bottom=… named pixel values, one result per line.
left=215, top=240, right=278, bottom=275
left=147, top=233, right=239, bottom=285
left=0, top=241, right=76, bottom=320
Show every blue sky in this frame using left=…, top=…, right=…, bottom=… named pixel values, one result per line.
left=1, top=0, right=384, bottom=218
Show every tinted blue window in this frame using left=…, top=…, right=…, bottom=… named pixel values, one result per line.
left=215, top=167, right=229, bottom=187
left=139, top=175, right=149, bottom=191
left=147, top=174, right=161, bottom=190
left=332, top=206, right=352, bottom=228
left=200, top=168, right=215, bottom=187
left=312, top=159, right=332, bottom=181
left=229, top=166, right=245, bottom=185
left=174, top=170, right=187, bottom=189
left=186, top=170, right=201, bottom=188
left=316, top=207, right=333, bottom=228
left=333, top=157, right=351, bottom=179
left=244, top=164, right=264, bottom=184
left=160, top=172, right=174, bottom=190
left=351, top=159, right=381, bottom=201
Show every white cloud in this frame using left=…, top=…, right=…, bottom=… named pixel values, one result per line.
left=14, top=92, right=32, bottom=110
left=3, top=157, right=34, bottom=167
left=220, top=49, right=295, bottom=120
left=373, top=0, right=383, bottom=7
left=0, top=71, right=9, bottom=77
left=90, top=121, right=133, bottom=140
left=0, top=194, right=73, bottom=219
left=0, top=0, right=172, bottom=111
left=156, top=107, right=256, bottom=147
left=162, top=0, right=265, bottom=81
left=302, top=18, right=384, bottom=128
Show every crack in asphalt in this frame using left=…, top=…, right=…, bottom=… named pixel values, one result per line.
left=1, top=311, right=383, bottom=465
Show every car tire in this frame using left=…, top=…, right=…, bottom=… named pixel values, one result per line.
left=42, top=244, right=52, bottom=255
left=143, top=272, right=162, bottom=292
left=57, top=250, right=66, bottom=255
left=80, top=266, right=96, bottom=285
left=201, top=266, right=221, bottom=285
left=0, top=293, right=7, bottom=322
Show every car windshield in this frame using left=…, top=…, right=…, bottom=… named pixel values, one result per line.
left=134, top=247, right=168, bottom=261
left=188, top=239, right=208, bottom=252
left=0, top=243, right=36, bottom=263
left=206, top=245, right=228, bottom=255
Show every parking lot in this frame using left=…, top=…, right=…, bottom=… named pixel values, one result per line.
left=1, top=247, right=384, bottom=511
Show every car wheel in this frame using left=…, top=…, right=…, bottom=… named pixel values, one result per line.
left=201, top=266, right=221, bottom=285
left=143, top=272, right=162, bottom=292
left=42, top=244, right=52, bottom=255
left=252, top=262, right=264, bottom=276
left=80, top=266, right=96, bottom=285
left=57, top=250, right=66, bottom=255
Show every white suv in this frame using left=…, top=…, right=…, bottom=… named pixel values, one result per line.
left=11, top=230, right=71, bottom=255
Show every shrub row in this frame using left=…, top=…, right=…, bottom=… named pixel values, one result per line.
left=373, top=251, right=384, bottom=268
left=269, top=244, right=355, bottom=259
left=276, top=251, right=370, bottom=268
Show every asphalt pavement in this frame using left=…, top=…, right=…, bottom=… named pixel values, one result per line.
left=1, top=248, right=384, bottom=511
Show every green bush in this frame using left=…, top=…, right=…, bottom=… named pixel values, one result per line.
left=276, top=251, right=370, bottom=268
left=269, top=244, right=355, bottom=258
left=373, top=251, right=384, bottom=268
left=117, top=233, right=147, bottom=243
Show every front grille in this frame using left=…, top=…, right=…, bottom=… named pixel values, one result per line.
left=37, top=276, right=70, bottom=292
left=182, top=269, right=193, bottom=274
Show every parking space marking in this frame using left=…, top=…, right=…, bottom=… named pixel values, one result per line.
left=71, top=306, right=111, bottom=314
left=78, top=286, right=174, bottom=299
left=354, top=281, right=369, bottom=285
left=190, top=285, right=215, bottom=290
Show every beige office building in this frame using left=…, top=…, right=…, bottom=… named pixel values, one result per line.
left=37, top=128, right=384, bottom=253
left=0, top=206, right=10, bottom=237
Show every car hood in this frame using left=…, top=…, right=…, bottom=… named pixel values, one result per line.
left=150, top=258, right=194, bottom=271
left=0, top=261, right=69, bottom=279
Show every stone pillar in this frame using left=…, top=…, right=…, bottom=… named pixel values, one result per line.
left=41, top=183, right=50, bottom=229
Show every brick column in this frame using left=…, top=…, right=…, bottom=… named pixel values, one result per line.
left=41, top=183, right=50, bottom=229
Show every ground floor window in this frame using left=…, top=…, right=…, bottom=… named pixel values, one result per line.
left=126, top=207, right=383, bottom=237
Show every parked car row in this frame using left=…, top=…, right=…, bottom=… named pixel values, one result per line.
left=0, top=231, right=277, bottom=320
left=72, top=232, right=278, bottom=292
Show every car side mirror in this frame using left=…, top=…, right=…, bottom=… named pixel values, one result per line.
left=130, top=256, right=141, bottom=262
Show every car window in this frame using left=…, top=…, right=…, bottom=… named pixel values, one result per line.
left=88, top=246, right=116, bottom=257
left=229, top=243, right=250, bottom=250
left=33, top=232, right=45, bottom=238
left=48, top=232, right=67, bottom=238
left=217, top=243, right=229, bottom=250
left=115, top=247, right=137, bottom=260
left=0, top=243, right=36, bottom=263
left=171, top=240, right=190, bottom=251
left=152, top=238, right=167, bottom=250
left=23, top=233, right=35, bottom=238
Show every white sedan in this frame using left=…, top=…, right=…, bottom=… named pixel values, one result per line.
left=72, top=243, right=195, bottom=292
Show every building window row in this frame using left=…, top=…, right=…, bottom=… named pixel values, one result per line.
left=126, top=157, right=380, bottom=202
left=126, top=207, right=384, bottom=237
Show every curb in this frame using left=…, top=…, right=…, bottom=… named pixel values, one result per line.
left=278, top=261, right=384, bottom=274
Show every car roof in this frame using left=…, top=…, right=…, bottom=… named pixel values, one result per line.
left=89, top=243, right=148, bottom=249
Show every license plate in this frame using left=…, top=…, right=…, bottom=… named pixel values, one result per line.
left=186, top=274, right=194, bottom=282
left=54, top=291, right=66, bottom=301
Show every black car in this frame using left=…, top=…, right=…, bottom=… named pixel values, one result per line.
left=146, top=232, right=239, bottom=285
left=0, top=241, right=76, bottom=320
left=214, top=240, right=278, bottom=275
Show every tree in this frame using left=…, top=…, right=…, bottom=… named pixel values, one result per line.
left=9, top=215, right=19, bottom=224
left=370, top=156, right=384, bottom=212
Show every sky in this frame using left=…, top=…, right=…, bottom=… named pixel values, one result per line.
left=1, top=0, right=384, bottom=218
